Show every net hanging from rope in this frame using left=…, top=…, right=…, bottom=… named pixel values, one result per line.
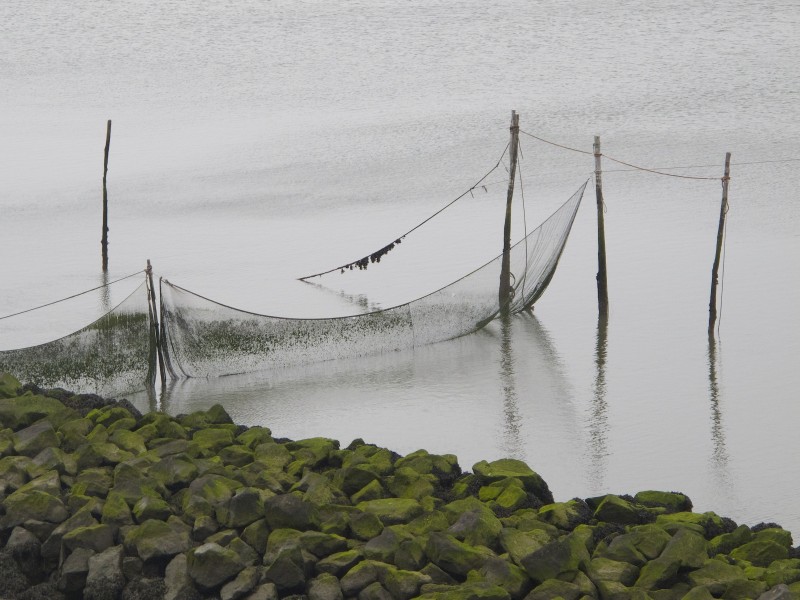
left=0, top=278, right=156, bottom=396
left=160, top=181, right=587, bottom=379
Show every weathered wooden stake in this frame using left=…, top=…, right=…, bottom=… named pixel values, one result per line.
left=708, top=153, right=731, bottom=337
left=499, top=110, right=520, bottom=314
left=594, top=136, right=609, bottom=316
left=146, top=260, right=167, bottom=387
left=101, top=120, right=112, bottom=271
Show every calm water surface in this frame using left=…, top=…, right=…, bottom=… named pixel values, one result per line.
left=2, top=0, right=799, bottom=534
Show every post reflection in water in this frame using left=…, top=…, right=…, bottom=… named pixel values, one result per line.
left=498, top=315, right=524, bottom=460
left=99, top=270, right=111, bottom=314
left=587, top=313, right=610, bottom=492
left=707, top=338, right=731, bottom=493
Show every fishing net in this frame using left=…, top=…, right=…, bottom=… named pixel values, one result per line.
left=160, top=181, right=587, bottom=378
left=0, top=279, right=156, bottom=396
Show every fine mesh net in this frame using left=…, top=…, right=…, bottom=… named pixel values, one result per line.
left=0, top=280, right=156, bottom=396
left=161, top=181, right=587, bottom=378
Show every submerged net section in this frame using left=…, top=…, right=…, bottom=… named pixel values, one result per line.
left=161, top=181, right=587, bottom=378
left=0, top=281, right=156, bottom=396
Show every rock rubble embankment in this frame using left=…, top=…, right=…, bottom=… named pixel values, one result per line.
left=0, top=371, right=798, bottom=600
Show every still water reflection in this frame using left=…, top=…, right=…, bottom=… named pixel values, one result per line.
left=588, top=314, right=610, bottom=492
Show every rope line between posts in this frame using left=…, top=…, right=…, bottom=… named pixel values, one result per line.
left=298, top=141, right=511, bottom=280
left=0, top=270, right=144, bottom=321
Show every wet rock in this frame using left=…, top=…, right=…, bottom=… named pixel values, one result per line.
left=41, top=508, right=98, bottom=560
left=356, top=498, right=423, bottom=526
left=0, top=549, right=30, bottom=597
left=124, top=518, right=192, bottom=562
left=426, top=532, right=492, bottom=578
left=446, top=505, right=503, bottom=549
left=3, top=490, right=69, bottom=527
left=84, top=545, right=126, bottom=600
left=13, top=420, right=59, bottom=457
left=101, top=490, right=134, bottom=526
left=265, top=492, right=320, bottom=530
left=133, top=493, right=172, bottom=522
left=121, top=577, right=167, bottom=600
left=660, top=528, right=709, bottom=569
left=316, top=548, right=365, bottom=577
left=220, top=565, right=261, bottom=600
left=186, top=542, right=246, bottom=591
left=6, top=525, right=44, bottom=579
left=307, top=572, right=343, bottom=600
left=758, top=585, right=794, bottom=600
left=587, top=556, right=640, bottom=587
left=58, top=547, right=95, bottom=593
left=164, top=553, right=202, bottom=600
left=634, top=490, right=693, bottom=513
left=473, top=556, right=531, bottom=599
left=339, top=560, right=390, bottom=597
left=473, top=459, right=550, bottom=502
left=518, top=530, right=590, bottom=584
left=62, top=523, right=115, bottom=554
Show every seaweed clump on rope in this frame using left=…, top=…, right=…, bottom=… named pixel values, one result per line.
left=342, top=237, right=404, bottom=273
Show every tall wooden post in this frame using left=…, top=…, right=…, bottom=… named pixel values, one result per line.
left=594, top=136, right=609, bottom=316
left=499, top=110, right=520, bottom=314
left=146, top=260, right=167, bottom=387
left=708, top=153, right=731, bottom=337
left=101, top=120, right=112, bottom=271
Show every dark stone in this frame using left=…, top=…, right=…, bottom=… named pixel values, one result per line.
left=58, top=547, right=95, bottom=593
left=264, top=493, right=320, bottom=531
left=121, top=577, right=167, bottom=600
left=0, top=549, right=30, bottom=598
left=6, top=525, right=44, bottom=581
left=85, top=545, right=126, bottom=600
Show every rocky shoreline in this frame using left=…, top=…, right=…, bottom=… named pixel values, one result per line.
left=0, top=371, right=798, bottom=600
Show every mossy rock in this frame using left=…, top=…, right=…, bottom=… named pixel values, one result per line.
left=149, top=453, right=199, bottom=490
left=217, top=486, right=267, bottom=528
left=538, top=499, right=593, bottom=531
left=357, top=498, right=424, bottom=526
left=32, top=446, right=78, bottom=476
left=186, top=542, right=246, bottom=591
left=108, top=429, right=147, bottom=455
left=730, top=539, right=789, bottom=567
left=709, top=525, right=753, bottom=556
left=447, top=507, right=503, bottom=549
left=0, top=392, right=77, bottom=430
left=106, top=417, right=136, bottom=434
left=254, top=442, right=293, bottom=469
left=0, top=372, right=21, bottom=398
left=14, top=468, right=61, bottom=496
left=101, top=491, right=134, bottom=526
left=340, top=559, right=392, bottom=597
left=264, top=492, right=320, bottom=531
left=124, top=518, right=191, bottom=562
left=2, top=490, right=69, bottom=526
left=764, top=559, right=800, bottom=587
left=472, top=459, right=553, bottom=505
left=388, top=468, right=437, bottom=501
left=13, top=420, right=59, bottom=457
left=188, top=473, right=243, bottom=506
left=594, top=494, right=649, bottom=526
left=350, top=509, right=385, bottom=541
left=351, top=478, right=388, bottom=504
left=426, top=532, right=494, bottom=578
left=416, top=581, right=511, bottom=600
left=518, top=530, right=590, bottom=584
left=655, top=511, right=727, bottom=538
left=499, top=527, right=552, bottom=567
left=525, top=578, right=582, bottom=600
left=62, top=523, right=115, bottom=553
left=686, top=558, right=760, bottom=595
left=218, top=444, right=254, bottom=467
left=660, top=527, right=708, bottom=569
left=337, top=463, right=381, bottom=497
left=316, top=548, right=365, bottom=576
left=720, top=578, right=768, bottom=599
left=58, top=418, right=94, bottom=452
left=285, top=437, right=340, bottom=469
left=633, top=490, right=693, bottom=513
left=74, top=441, right=134, bottom=469
left=87, top=405, right=134, bottom=428
left=383, top=565, right=432, bottom=599
left=753, top=527, right=793, bottom=548
left=587, top=557, right=640, bottom=586
left=132, top=494, right=172, bottom=522
left=72, top=467, right=113, bottom=497
left=236, top=426, right=272, bottom=449
left=471, top=556, right=531, bottom=599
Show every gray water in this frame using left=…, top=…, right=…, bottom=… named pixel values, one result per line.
left=2, top=0, right=799, bottom=534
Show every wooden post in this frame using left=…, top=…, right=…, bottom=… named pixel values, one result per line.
left=146, top=260, right=167, bottom=387
left=101, top=120, right=112, bottom=271
left=708, top=153, right=731, bottom=337
left=594, top=136, right=609, bottom=316
left=499, top=110, right=520, bottom=314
